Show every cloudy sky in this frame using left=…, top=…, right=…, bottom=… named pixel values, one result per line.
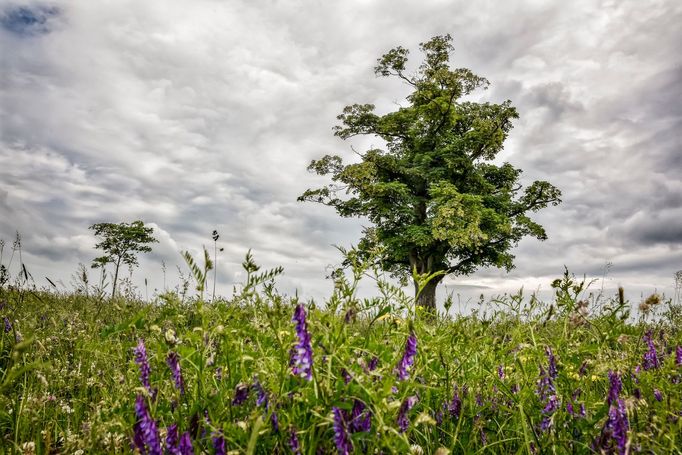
left=1, top=0, right=680, bottom=305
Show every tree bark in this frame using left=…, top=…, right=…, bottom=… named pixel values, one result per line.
left=112, top=258, right=121, bottom=298
left=414, top=275, right=443, bottom=312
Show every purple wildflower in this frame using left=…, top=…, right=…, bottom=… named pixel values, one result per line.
left=566, top=402, right=575, bottom=416
left=642, top=330, right=660, bottom=370
left=543, top=395, right=560, bottom=414
left=289, top=428, right=301, bottom=455
left=539, top=416, right=552, bottom=432
left=341, top=368, right=352, bottom=385
left=536, top=366, right=555, bottom=401
left=480, top=428, right=488, bottom=446
left=232, top=383, right=249, bottom=406
left=545, top=346, right=558, bottom=379
left=397, top=395, right=418, bottom=433
left=396, top=332, right=417, bottom=381
left=578, top=360, right=588, bottom=377
left=179, top=432, right=194, bottom=455
left=350, top=399, right=371, bottom=433
left=166, top=424, right=180, bottom=455
left=212, top=433, right=226, bottom=455
left=3, top=317, right=11, bottom=333
left=475, top=393, right=484, bottom=407
left=134, top=395, right=162, bottom=455
left=654, top=389, right=663, bottom=402
left=633, top=388, right=642, bottom=400
left=253, top=378, right=268, bottom=408
left=497, top=364, right=505, bottom=380
left=368, top=356, right=379, bottom=371
left=579, top=403, right=586, bottom=417
left=215, top=367, right=222, bottom=381
left=344, top=307, right=354, bottom=324
left=448, top=387, right=462, bottom=419
left=201, top=410, right=211, bottom=440
left=435, top=407, right=444, bottom=426
left=676, top=346, right=682, bottom=366
left=134, top=339, right=152, bottom=393
left=511, top=384, right=520, bottom=394
left=270, top=411, right=279, bottom=433
left=332, top=407, right=353, bottom=455
left=132, top=422, right=145, bottom=453
left=607, top=371, right=622, bottom=406
left=291, top=304, right=313, bottom=381
left=166, top=352, right=185, bottom=395
left=594, top=398, right=629, bottom=454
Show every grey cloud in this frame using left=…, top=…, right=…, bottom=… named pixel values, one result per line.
left=1, top=0, right=680, bottom=302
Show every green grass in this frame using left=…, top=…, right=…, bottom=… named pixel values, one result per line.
left=1, top=263, right=681, bottom=454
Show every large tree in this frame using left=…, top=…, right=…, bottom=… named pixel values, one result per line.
left=90, top=220, right=158, bottom=298
left=299, top=35, right=561, bottom=310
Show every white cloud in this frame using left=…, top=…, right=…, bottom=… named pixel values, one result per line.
left=1, top=0, right=680, bottom=304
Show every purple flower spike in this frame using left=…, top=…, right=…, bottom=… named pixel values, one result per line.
left=607, top=371, right=622, bottom=405
left=594, top=398, right=629, bottom=454
left=291, top=304, right=313, bottom=381
left=545, top=346, right=557, bottom=379
left=212, top=433, right=226, bottom=455
left=543, top=395, right=560, bottom=414
left=132, top=422, right=145, bottom=454
left=134, top=339, right=152, bottom=393
left=654, top=389, right=663, bottom=402
left=350, top=399, right=371, bottom=433
left=253, top=378, right=268, bottom=408
left=3, top=317, right=11, bottom=333
left=642, top=331, right=660, bottom=370
left=179, top=432, right=194, bottom=455
left=578, top=360, right=588, bottom=377
left=166, top=352, right=185, bottom=395
left=676, top=346, right=682, bottom=366
left=134, top=395, right=162, bottom=455
left=397, top=395, right=418, bottom=433
left=448, top=387, right=462, bottom=419
left=368, top=356, right=379, bottom=371
left=341, top=368, right=352, bottom=385
left=332, top=407, right=353, bottom=455
left=166, top=424, right=179, bottom=455
left=232, top=383, right=249, bottom=406
left=289, top=428, right=301, bottom=455
left=536, top=366, right=555, bottom=401
left=270, top=411, right=279, bottom=433
left=497, top=364, right=505, bottom=380
left=396, top=332, right=417, bottom=381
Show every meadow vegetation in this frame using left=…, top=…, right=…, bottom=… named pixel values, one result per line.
left=1, top=247, right=681, bottom=454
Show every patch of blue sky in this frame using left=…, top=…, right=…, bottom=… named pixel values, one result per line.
left=1, top=5, right=59, bottom=36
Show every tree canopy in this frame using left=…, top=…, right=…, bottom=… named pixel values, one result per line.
left=90, top=220, right=157, bottom=298
left=299, top=35, right=561, bottom=309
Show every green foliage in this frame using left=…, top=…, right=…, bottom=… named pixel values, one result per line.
left=1, top=262, right=681, bottom=453
left=299, top=35, right=562, bottom=307
left=181, top=246, right=213, bottom=301
left=89, top=221, right=158, bottom=297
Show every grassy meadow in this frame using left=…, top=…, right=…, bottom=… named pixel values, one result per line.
left=1, top=256, right=682, bottom=454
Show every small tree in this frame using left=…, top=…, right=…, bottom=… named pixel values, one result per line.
left=89, top=220, right=158, bottom=298
left=299, top=35, right=561, bottom=310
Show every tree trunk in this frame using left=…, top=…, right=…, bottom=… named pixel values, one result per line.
left=414, top=275, right=443, bottom=313
left=112, top=258, right=121, bottom=298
